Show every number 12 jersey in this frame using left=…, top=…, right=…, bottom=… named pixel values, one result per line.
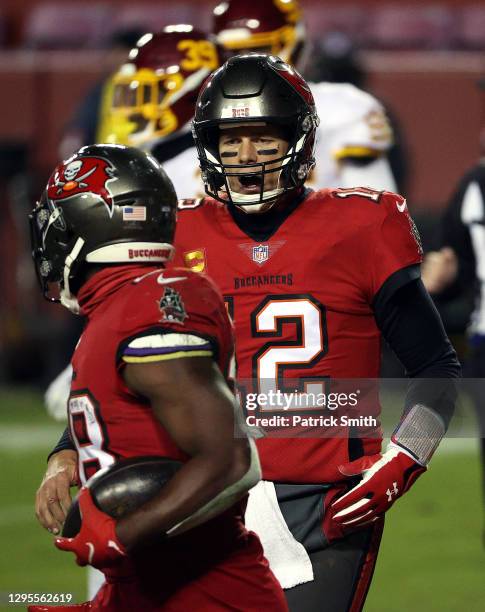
left=173, top=188, right=422, bottom=483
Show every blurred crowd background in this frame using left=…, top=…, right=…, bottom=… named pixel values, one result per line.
left=0, top=0, right=483, bottom=388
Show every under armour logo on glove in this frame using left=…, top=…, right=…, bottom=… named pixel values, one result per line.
left=331, top=443, right=426, bottom=530
left=386, top=482, right=399, bottom=502
left=54, top=487, right=127, bottom=570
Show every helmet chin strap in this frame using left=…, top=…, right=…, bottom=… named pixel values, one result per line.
left=235, top=193, right=283, bottom=214
left=60, top=237, right=85, bottom=315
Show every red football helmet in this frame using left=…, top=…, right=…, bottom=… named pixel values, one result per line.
left=212, top=0, right=305, bottom=65
left=101, top=26, right=220, bottom=148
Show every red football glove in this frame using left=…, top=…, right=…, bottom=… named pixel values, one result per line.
left=331, top=443, right=426, bottom=529
left=55, top=487, right=127, bottom=569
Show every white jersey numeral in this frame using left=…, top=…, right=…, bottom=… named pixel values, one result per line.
left=68, top=392, right=116, bottom=484
left=335, top=187, right=382, bottom=202
left=252, top=296, right=328, bottom=411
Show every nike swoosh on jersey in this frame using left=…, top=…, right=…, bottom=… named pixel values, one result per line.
left=157, top=274, right=188, bottom=285
left=396, top=201, right=407, bottom=212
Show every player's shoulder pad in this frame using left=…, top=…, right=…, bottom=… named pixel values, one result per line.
left=114, top=266, right=226, bottom=347
left=331, top=188, right=412, bottom=223
left=331, top=186, right=388, bottom=206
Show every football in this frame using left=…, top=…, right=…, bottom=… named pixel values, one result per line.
left=62, top=456, right=182, bottom=537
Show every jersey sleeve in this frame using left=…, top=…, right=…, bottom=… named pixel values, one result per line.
left=366, top=193, right=423, bottom=299
left=116, top=270, right=231, bottom=369
left=314, top=83, right=393, bottom=160
left=119, top=332, right=214, bottom=365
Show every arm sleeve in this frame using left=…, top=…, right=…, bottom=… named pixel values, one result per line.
left=373, top=275, right=461, bottom=428
left=47, top=427, right=75, bottom=462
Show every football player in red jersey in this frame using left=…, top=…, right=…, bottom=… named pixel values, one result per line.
left=28, top=144, right=287, bottom=612
left=40, top=57, right=460, bottom=611
left=175, top=55, right=460, bottom=610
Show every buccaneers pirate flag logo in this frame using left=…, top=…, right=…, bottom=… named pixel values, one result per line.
left=47, top=156, right=117, bottom=217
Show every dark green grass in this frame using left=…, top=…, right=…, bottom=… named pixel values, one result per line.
left=366, top=447, right=485, bottom=611
left=0, top=388, right=483, bottom=610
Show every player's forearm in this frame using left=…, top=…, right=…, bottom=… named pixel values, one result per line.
left=47, top=448, right=78, bottom=472
left=115, top=437, right=258, bottom=550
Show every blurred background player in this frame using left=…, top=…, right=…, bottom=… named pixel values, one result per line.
left=29, top=143, right=286, bottom=612
left=211, top=0, right=397, bottom=192
left=303, top=31, right=409, bottom=194
left=62, top=25, right=220, bottom=199
left=57, top=28, right=144, bottom=161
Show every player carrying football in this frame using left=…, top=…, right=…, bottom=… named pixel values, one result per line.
left=28, top=144, right=286, bottom=611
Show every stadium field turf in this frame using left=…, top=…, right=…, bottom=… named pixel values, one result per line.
left=0, top=388, right=483, bottom=611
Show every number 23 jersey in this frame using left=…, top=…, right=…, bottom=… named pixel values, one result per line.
left=173, top=188, right=423, bottom=483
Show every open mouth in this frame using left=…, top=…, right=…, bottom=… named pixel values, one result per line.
left=236, top=174, right=263, bottom=193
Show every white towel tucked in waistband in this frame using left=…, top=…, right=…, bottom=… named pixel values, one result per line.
left=245, top=481, right=314, bottom=589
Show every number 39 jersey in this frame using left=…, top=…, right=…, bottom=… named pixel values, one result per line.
left=173, top=188, right=423, bottom=483
left=69, top=265, right=234, bottom=485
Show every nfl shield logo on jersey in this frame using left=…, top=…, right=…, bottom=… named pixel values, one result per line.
left=252, top=244, right=269, bottom=264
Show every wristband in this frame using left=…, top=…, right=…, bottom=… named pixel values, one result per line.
left=392, top=404, right=445, bottom=466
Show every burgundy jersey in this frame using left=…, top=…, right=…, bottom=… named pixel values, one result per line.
left=69, top=265, right=233, bottom=484
left=173, top=188, right=423, bottom=483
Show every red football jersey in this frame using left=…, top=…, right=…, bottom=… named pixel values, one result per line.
left=173, top=188, right=423, bottom=483
left=69, top=265, right=287, bottom=611
left=69, top=264, right=234, bottom=484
